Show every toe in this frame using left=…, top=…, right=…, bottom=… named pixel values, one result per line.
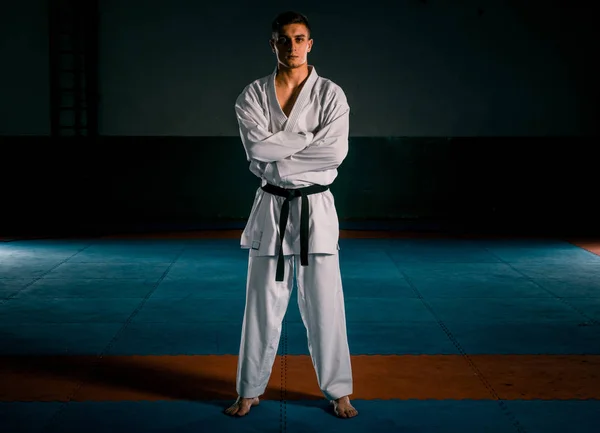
left=237, top=403, right=252, bottom=417
left=224, top=406, right=238, bottom=416
left=236, top=406, right=247, bottom=416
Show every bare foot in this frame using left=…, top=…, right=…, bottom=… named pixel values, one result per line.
left=331, top=395, right=358, bottom=418
left=224, top=396, right=260, bottom=417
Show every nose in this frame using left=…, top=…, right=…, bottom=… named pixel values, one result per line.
left=285, top=40, right=299, bottom=50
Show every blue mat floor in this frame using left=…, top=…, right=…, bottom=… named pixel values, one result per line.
left=1, top=236, right=599, bottom=432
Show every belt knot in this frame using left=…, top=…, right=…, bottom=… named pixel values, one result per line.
left=260, top=182, right=330, bottom=281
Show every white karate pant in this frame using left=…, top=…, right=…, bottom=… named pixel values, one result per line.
left=235, top=251, right=353, bottom=401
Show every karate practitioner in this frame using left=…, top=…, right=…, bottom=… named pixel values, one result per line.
left=224, top=11, right=357, bottom=419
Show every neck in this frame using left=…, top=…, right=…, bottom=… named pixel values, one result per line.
left=275, top=64, right=311, bottom=88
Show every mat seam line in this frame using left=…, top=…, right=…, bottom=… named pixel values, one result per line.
left=482, top=247, right=599, bottom=326
left=1, top=244, right=93, bottom=305
left=41, top=244, right=187, bottom=432
left=388, top=251, right=528, bottom=433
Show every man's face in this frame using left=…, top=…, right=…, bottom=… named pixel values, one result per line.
left=270, top=23, right=313, bottom=69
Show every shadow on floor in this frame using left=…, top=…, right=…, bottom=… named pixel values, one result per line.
left=0, top=353, right=332, bottom=413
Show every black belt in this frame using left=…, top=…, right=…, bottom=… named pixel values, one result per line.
left=261, top=182, right=330, bottom=281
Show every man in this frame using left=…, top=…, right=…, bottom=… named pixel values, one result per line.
left=224, top=11, right=358, bottom=419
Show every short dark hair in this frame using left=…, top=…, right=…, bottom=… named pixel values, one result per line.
left=271, top=11, right=311, bottom=38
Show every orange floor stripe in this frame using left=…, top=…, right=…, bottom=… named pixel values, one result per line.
left=569, top=239, right=600, bottom=256
left=100, top=230, right=243, bottom=240
left=98, top=230, right=600, bottom=243
left=472, top=355, right=600, bottom=400
left=98, top=230, right=440, bottom=240
left=7, top=229, right=600, bottom=245
left=1, top=355, right=599, bottom=402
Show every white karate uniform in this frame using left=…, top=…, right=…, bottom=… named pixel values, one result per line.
left=233, top=66, right=353, bottom=401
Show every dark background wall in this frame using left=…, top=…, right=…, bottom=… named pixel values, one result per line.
left=1, top=1, right=49, bottom=135
left=1, top=0, right=598, bottom=236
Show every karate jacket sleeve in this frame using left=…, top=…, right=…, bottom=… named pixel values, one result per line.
left=276, top=92, right=350, bottom=178
left=235, top=93, right=313, bottom=163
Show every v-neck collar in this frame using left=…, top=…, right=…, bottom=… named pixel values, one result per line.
left=268, top=65, right=318, bottom=132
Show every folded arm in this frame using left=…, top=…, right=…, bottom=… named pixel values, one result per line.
left=235, top=94, right=312, bottom=163
left=276, top=96, right=350, bottom=178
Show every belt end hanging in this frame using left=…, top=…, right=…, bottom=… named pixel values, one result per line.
left=276, top=249, right=285, bottom=281
left=300, top=252, right=309, bottom=266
